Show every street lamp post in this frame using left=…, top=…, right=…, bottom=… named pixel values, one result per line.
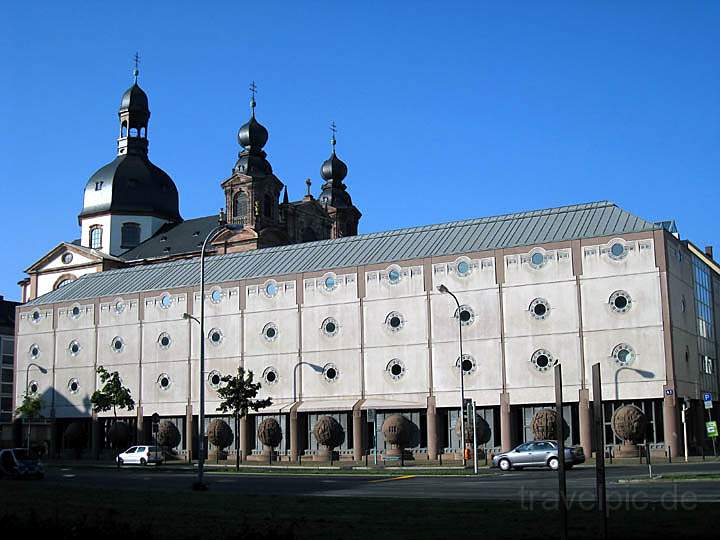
left=24, top=363, right=47, bottom=451
left=185, top=215, right=241, bottom=491
left=438, top=284, right=466, bottom=467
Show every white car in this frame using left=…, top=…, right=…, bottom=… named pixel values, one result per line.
left=117, top=446, right=163, bottom=465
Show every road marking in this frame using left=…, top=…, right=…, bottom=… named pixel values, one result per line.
left=62, top=474, right=76, bottom=478
left=368, top=475, right=416, bottom=484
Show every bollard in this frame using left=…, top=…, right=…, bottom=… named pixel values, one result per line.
left=439, top=453, right=443, bottom=466
left=668, top=446, right=672, bottom=464
left=702, top=446, right=705, bottom=461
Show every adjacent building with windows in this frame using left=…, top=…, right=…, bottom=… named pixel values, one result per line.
left=1, top=295, right=20, bottom=446
left=14, top=70, right=719, bottom=460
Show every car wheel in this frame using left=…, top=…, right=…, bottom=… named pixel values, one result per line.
left=548, top=457, right=559, bottom=470
left=498, top=458, right=512, bottom=471
left=140, top=458, right=147, bottom=466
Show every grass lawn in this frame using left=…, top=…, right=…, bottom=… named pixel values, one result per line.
left=1, top=481, right=717, bottom=539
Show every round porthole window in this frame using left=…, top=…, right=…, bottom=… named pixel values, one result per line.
left=70, top=305, right=81, bottom=319
left=323, top=274, right=337, bottom=292
left=210, top=288, right=223, bottom=304
left=387, top=266, right=402, bottom=284
left=111, top=336, right=124, bottom=353
left=62, top=252, right=73, bottom=264
left=456, top=258, right=472, bottom=277
left=386, top=358, right=406, bottom=381
left=385, top=311, right=405, bottom=332
left=456, top=354, right=476, bottom=375
left=160, top=293, right=173, bottom=309
left=609, top=242, right=627, bottom=260
left=28, top=381, right=39, bottom=396
left=29, top=344, right=40, bottom=360
left=158, top=332, right=172, bottom=350
left=321, top=317, right=340, bottom=337
left=609, top=290, right=632, bottom=313
left=454, top=305, right=475, bottom=327
left=114, top=299, right=125, bottom=315
left=529, top=298, right=550, bottom=320
left=31, top=310, right=41, bottom=324
left=530, top=251, right=546, bottom=269
left=262, top=322, right=278, bottom=342
left=612, top=343, right=636, bottom=367
left=208, top=328, right=223, bottom=346
left=68, top=378, right=80, bottom=394
left=323, top=363, right=339, bottom=382
left=531, top=349, right=557, bottom=372
left=157, top=373, right=172, bottom=391
left=264, top=280, right=278, bottom=298
left=68, top=340, right=81, bottom=356
left=208, top=370, right=222, bottom=389
left=263, top=367, right=279, bottom=385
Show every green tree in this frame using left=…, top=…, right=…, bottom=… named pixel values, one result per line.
left=216, top=367, right=272, bottom=470
left=15, top=393, right=43, bottom=451
left=90, top=366, right=135, bottom=466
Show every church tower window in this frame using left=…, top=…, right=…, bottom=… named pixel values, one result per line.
left=90, top=226, right=103, bottom=249
left=232, top=192, right=248, bottom=226
left=121, top=222, right=141, bottom=249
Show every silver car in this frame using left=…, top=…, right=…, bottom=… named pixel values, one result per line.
left=492, top=441, right=585, bottom=471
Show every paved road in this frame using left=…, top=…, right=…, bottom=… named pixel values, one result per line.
left=41, top=461, right=720, bottom=504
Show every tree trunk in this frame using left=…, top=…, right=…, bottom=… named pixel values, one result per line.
left=235, top=414, right=240, bottom=471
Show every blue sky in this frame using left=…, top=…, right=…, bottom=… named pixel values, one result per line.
left=1, top=1, right=718, bottom=301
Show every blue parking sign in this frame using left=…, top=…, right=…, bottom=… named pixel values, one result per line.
left=705, top=393, right=713, bottom=402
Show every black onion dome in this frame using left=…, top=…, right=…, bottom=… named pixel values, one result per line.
left=238, top=116, right=268, bottom=149
left=119, top=83, right=149, bottom=114
left=320, top=151, right=348, bottom=182
left=79, top=154, right=181, bottom=222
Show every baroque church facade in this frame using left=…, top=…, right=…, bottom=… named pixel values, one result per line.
left=20, top=72, right=360, bottom=303
left=13, top=70, right=720, bottom=463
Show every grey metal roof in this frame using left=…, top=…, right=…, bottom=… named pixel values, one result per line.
left=29, top=201, right=660, bottom=306
left=119, top=215, right=218, bottom=261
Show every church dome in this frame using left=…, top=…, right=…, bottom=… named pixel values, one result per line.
left=237, top=115, right=268, bottom=150
left=120, top=83, right=149, bottom=114
left=320, top=151, right=348, bottom=182
left=79, top=154, right=181, bottom=222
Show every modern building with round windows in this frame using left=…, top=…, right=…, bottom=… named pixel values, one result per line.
left=10, top=70, right=720, bottom=462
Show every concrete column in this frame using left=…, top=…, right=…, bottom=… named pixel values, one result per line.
left=426, top=396, right=438, bottom=460
left=500, top=392, right=512, bottom=452
left=239, top=415, right=250, bottom=462
left=185, top=404, right=193, bottom=462
left=353, top=406, right=364, bottom=462
left=289, top=405, right=300, bottom=463
left=136, top=406, right=144, bottom=445
left=663, top=394, right=679, bottom=457
left=578, top=389, right=592, bottom=457
left=91, top=413, right=99, bottom=459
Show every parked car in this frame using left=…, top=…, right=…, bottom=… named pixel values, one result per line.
left=116, top=446, right=164, bottom=465
left=0, top=448, right=45, bottom=479
left=492, top=441, right=585, bottom=471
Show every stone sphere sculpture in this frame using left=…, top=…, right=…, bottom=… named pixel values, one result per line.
left=156, top=419, right=181, bottom=450
left=611, top=405, right=647, bottom=457
left=109, top=421, right=131, bottom=450
left=313, top=416, right=345, bottom=461
left=257, top=418, right=283, bottom=456
left=208, top=419, right=233, bottom=459
left=382, top=414, right=413, bottom=456
left=531, top=409, right=560, bottom=440
left=63, top=421, right=86, bottom=457
left=454, top=414, right=492, bottom=446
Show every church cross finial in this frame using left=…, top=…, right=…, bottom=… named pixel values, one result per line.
left=306, top=177, right=312, bottom=197
left=249, top=81, right=257, bottom=116
left=133, top=52, right=140, bottom=83
left=330, top=121, right=337, bottom=152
